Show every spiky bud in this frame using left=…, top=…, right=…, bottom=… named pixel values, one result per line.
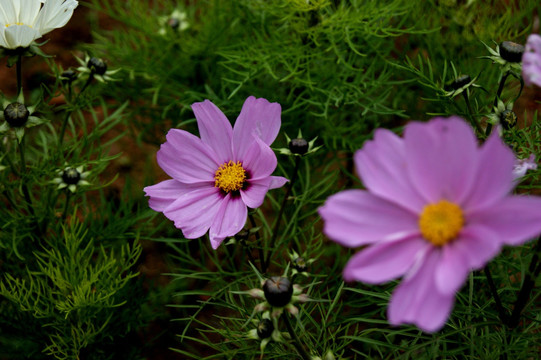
left=500, top=41, right=525, bottom=63
left=263, top=277, right=293, bottom=307
left=256, top=319, right=274, bottom=339
left=289, top=138, right=309, bottom=155
left=62, top=168, right=81, bottom=185
left=4, top=102, right=29, bottom=128
left=87, top=57, right=107, bottom=75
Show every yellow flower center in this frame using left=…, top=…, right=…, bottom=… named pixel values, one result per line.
left=418, top=200, right=464, bottom=246
left=214, top=160, right=246, bottom=193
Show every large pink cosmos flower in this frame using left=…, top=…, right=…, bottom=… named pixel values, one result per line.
left=522, top=34, right=541, bottom=87
left=319, top=116, right=541, bottom=333
left=144, top=97, right=288, bottom=249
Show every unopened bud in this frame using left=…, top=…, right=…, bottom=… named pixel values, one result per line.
left=500, top=41, right=525, bottom=63
left=62, top=168, right=81, bottom=185
left=256, top=319, right=274, bottom=339
left=4, top=102, right=29, bottom=128
left=263, top=276, right=293, bottom=307
left=87, top=57, right=108, bottom=75
left=500, top=109, right=517, bottom=130
left=289, top=138, right=309, bottom=155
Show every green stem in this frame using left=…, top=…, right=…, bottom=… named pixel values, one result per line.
left=59, top=72, right=94, bottom=146
left=486, top=71, right=510, bottom=136
left=462, top=91, right=482, bottom=134
left=249, top=213, right=265, bottom=272
left=16, top=54, right=22, bottom=96
left=507, top=237, right=541, bottom=327
left=484, top=265, right=509, bottom=325
left=17, top=137, right=35, bottom=217
left=61, top=191, right=71, bottom=221
left=262, top=156, right=301, bottom=272
left=281, top=313, right=311, bottom=360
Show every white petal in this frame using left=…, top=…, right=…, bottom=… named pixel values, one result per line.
left=35, top=0, right=78, bottom=35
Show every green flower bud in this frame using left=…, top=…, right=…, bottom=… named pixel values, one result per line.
left=500, top=109, right=517, bottom=130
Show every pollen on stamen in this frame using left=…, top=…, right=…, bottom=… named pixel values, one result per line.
left=214, top=160, right=246, bottom=193
left=418, top=200, right=464, bottom=246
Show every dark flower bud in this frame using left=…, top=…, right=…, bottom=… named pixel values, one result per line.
left=87, top=57, right=107, bottom=75
left=293, top=257, right=307, bottom=273
left=499, top=41, right=525, bottom=63
left=61, top=69, right=77, bottom=83
left=289, top=138, right=309, bottom=155
left=168, top=17, right=180, bottom=30
left=500, top=109, right=517, bottom=130
left=256, top=318, right=274, bottom=339
left=62, top=168, right=81, bottom=185
left=449, top=74, right=471, bottom=90
left=4, top=102, right=29, bottom=128
left=263, top=276, right=293, bottom=307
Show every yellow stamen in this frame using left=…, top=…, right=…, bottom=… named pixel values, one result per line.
left=214, top=160, right=246, bottom=193
left=418, top=200, right=464, bottom=246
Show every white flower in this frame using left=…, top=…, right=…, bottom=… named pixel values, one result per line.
left=0, top=0, right=78, bottom=49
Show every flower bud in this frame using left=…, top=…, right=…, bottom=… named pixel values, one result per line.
left=293, top=257, right=307, bottom=273
left=256, top=319, right=274, bottom=339
left=61, top=69, right=77, bottom=83
left=4, top=102, right=29, bottom=128
left=500, top=109, right=517, bottom=130
left=168, top=17, right=180, bottom=30
left=289, top=138, right=309, bottom=155
left=87, top=57, right=108, bottom=75
left=263, top=276, right=293, bottom=307
left=499, top=41, right=525, bottom=63
left=62, top=168, right=81, bottom=185
left=449, top=74, right=471, bottom=90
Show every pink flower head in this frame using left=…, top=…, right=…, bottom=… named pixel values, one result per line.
left=319, top=117, right=541, bottom=333
left=144, top=97, right=288, bottom=249
left=522, top=34, right=541, bottom=87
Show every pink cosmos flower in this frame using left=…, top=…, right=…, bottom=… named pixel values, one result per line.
left=319, top=116, right=541, bottom=333
left=522, top=34, right=541, bottom=87
left=144, top=97, right=288, bottom=249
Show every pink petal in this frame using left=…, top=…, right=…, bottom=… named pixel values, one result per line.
left=318, top=189, right=419, bottom=248
left=343, top=236, right=429, bottom=284
left=192, top=100, right=234, bottom=163
left=209, top=195, right=248, bottom=249
left=163, top=186, right=223, bottom=239
left=157, top=129, right=219, bottom=183
left=241, top=136, right=277, bottom=179
left=355, top=128, right=425, bottom=214
left=233, top=96, right=281, bottom=160
left=467, top=195, right=541, bottom=246
left=461, top=132, right=516, bottom=211
left=523, top=34, right=541, bottom=87
left=404, top=117, right=478, bottom=204
left=388, top=248, right=455, bottom=333
left=241, top=177, right=272, bottom=208
left=434, top=243, right=469, bottom=295
left=269, top=176, right=288, bottom=189
left=144, top=179, right=203, bottom=212
left=457, top=225, right=502, bottom=269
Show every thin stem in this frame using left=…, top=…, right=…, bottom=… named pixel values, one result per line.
left=17, top=137, right=35, bottom=217
left=484, top=265, right=509, bottom=325
left=16, top=54, right=22, bottom=96
left=507, top=237, right=541, bottom=327
left=262, top=156, right=301, bottom=272
left=281, top=313, right=311, bottom=360
left=59, top=73, right=94, bottom=146
left=462, top=91, right=482, bottom=134
left=249, top=213, right=265, bottom=271
left=61, top=191, right=71, bottom=221
left=486, top=71, right=510, bottom=136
